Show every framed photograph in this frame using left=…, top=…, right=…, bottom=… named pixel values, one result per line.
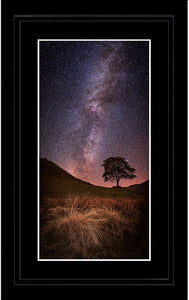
left=2, top=1, right=187, bottom=298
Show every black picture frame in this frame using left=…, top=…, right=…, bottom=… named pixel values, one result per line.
left=2, top=1, right=187, bottom=298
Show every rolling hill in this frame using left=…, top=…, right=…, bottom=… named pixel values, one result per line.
left=40, top=158, right=149, bottom=259
left=40, top=158, right=149, bottom=200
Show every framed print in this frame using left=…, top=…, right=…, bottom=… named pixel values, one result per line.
left=2, top=1, right=187, bottom=299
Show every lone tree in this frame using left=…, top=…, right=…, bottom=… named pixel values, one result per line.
left=102, top=157, right=136, bottom=187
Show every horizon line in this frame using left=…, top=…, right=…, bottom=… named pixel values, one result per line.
left=40, top=156, right=149, bottom=188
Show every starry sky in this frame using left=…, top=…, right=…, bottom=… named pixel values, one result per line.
left=40, top=40, right=150, bottom=187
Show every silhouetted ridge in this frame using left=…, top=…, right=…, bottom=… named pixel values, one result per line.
left=127, top=180, right=149, bottom=198
left=40, top=158, right=96, bottom=186
left=40, top=158, right=76, bottom=181
left=40, top=157, right=149, bottom=188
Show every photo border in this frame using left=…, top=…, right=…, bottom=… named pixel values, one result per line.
left=11, top=14, right=177, bottom=286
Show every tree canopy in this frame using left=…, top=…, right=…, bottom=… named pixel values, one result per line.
left=102, top=157, right=136, bottom=187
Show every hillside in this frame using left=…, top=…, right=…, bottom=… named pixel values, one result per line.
left=41, top=157, right=82, bottom=182
left=127, top=180, right=149, bottom=199
left=40, top=158, right=149, bottom=259
left=40, top=158, right=149, bottom=200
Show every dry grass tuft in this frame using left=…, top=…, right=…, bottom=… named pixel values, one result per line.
left=40, top=194, right=148, bottom=259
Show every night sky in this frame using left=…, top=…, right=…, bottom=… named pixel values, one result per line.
left=40, top=40, right=150, bottom=187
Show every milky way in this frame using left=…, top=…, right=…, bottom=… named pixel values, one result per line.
left=40, top=40, right=149, bottom=187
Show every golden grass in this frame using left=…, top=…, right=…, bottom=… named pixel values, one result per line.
left=40, top=194, right=148, bottom=259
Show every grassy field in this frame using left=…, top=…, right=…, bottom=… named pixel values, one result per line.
left=40, top=158, right=149, bottom=259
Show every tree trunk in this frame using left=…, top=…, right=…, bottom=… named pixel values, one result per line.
left=116, top=179, right=119, bottom=187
